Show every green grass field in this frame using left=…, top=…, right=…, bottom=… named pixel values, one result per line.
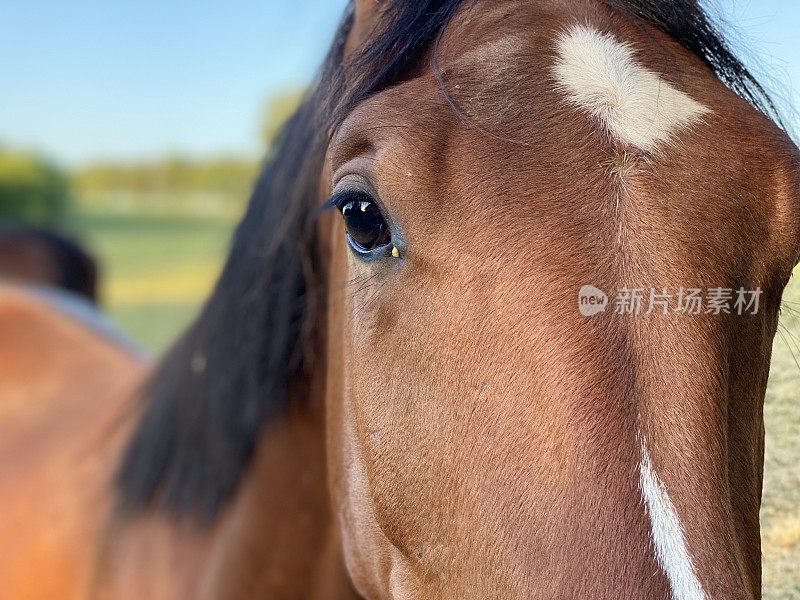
left=67, top=209, right=235, bottom=350
left=68, top=207, right=798, bottom=596
left=763, top=281, right=800, bottom=599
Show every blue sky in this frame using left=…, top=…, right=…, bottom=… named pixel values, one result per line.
left=0, top=1, right=797, bottom=167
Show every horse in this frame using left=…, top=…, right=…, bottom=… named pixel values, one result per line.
left=0, top=284, right=146, bottom=597
left=2, top=0, right=799, bottom=598
left=0, top=282, right=353, bottom=599
left=0, top=226, right=99, bottom=302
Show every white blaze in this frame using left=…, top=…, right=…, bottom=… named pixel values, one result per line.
left=553, top=20, right=709, bottom=599
left=553, top=24, right=710, bottom=152
left=639, top=438, right=707, bottom=600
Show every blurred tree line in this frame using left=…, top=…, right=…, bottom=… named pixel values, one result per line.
left=1, top=87, right=305, bottom=220
left=261, top=88, right=305, bottom=147
left=73, top=88, right=305, bottom=209
left=0, top=146, right=70, bottom=223
left=74, top=156, right=259, bottom=199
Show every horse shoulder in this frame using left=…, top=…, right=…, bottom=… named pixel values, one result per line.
left=0, top=285, right=147, bottom=598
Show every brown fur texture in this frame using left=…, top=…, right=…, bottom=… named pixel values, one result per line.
left=1, top=1, right=798, bottom=598
left=0, top=285, right=145, bottom=598
left=323, top=1, right=800, bottom=597
left=0, top=285, right=356, bottom=599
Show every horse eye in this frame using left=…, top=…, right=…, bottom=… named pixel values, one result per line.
left=335, top=193, right=392, bottom=253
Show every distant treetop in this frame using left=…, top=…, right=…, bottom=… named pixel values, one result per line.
left=0, top=146, right=71, bottom=224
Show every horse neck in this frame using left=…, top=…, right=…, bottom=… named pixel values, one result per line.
left=198, top=379, right=355, bottom=599
left=98, top=383, right=355, bottom=599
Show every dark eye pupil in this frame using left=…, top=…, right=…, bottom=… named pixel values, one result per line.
left=341, top=199, right=391, bottom=251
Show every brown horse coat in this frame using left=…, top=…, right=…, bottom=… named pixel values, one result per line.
left=2, top=1, right=800, bottom=598
left=0, top=285, right=145, bottom=597
left=0, top=285, right=355, bottom=599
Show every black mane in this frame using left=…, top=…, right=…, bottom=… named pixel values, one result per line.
left=116, top=0, right=783, bottom=521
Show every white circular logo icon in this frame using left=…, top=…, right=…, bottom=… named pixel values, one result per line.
left=578, top=285, right=608, bottom=317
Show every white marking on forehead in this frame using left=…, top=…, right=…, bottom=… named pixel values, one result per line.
left=553, top=24, right=710, bottom=152
left=639, top=437, right=707, bottom=600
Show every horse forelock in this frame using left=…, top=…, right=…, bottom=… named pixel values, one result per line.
left=115, top=0, right=787, bottom=525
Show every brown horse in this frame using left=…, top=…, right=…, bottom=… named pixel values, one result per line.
left=2, top=0, right=799, bottom=598
left=0, top=284, right=146, bottom=597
